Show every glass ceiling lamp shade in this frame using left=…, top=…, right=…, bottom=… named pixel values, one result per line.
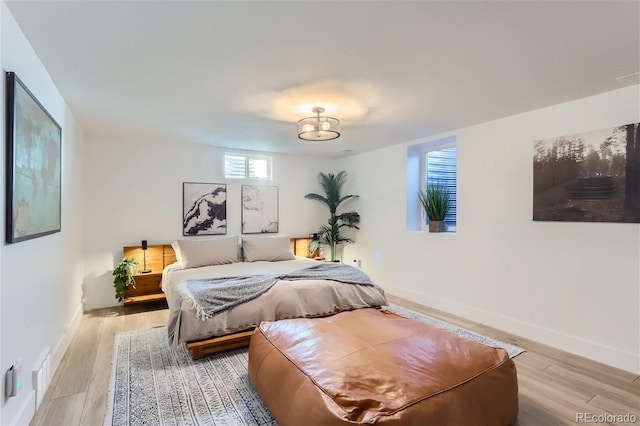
left=297, top=107, right=341, bottom=141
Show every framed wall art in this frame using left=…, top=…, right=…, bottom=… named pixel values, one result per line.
left=5, top=72, right=62, bottom=243
left=533, top=123, right=640, bottom=223
left=183, top=182, right=227, bottom=235
left=242, top=185, right=279, bottom=234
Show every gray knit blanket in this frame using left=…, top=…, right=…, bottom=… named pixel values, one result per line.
left=179, top=263, right=374, bottom=321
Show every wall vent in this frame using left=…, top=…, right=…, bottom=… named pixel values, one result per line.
left=32, top=351, right=51, bottom=410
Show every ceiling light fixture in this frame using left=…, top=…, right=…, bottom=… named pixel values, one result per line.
left=297, top=107, right=341, bottom=141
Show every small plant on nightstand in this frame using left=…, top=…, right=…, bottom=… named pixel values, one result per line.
left=113, top=258, right=138, bottom=302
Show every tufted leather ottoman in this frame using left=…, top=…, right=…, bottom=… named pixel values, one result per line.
left=248, top=308, right=518, bottom=425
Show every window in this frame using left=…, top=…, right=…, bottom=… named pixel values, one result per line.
left=406, top=135, right=457, bottom=232
left=224, top=153, right=272, bottom=180
left=423, top=146, right=457, bottom=231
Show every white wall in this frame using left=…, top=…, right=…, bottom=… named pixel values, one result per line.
left=82, top=130, right=336, bottom=309
left=339, top=85, right=640, bottom=373
left=0, top=2, right=85, bottom=424
left=0, top=4, right=4, bottom=423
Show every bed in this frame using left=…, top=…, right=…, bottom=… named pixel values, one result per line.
left=162, top=235, right=388, bottom=359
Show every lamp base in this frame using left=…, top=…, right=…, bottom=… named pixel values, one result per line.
left=140, top=269, right=152, bottom=274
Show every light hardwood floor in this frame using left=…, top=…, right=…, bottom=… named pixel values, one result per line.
left=31, top=296, right=639, bottom=426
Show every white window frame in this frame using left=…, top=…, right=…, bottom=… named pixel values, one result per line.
left=420, top=142, right=457, bottom=232
left=224, top=152, right=273, bottom=180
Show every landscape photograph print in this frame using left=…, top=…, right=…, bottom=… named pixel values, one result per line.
left=183, top=182, right=227, bottom=235
left=533, top=122, right=640, bottom=223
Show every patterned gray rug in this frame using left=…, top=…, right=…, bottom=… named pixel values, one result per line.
left=389, top=304, right=525, bottom=358
left=105, top=305, right=525, bottom=425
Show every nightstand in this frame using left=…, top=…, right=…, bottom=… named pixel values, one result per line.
left=290, top=237, right=321, bottom=258
left=123, top=271, right=165, bottom=305
left=122, top=244, right=175, bottom=305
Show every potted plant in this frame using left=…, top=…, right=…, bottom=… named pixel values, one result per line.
left=305, top=171, right=360, bottom=262
left=113, top=258, right=138, bottom=302
left=419, top=182, right=451, bottom=232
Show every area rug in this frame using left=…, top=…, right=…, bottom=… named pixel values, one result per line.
left=105, top=305, right=525, bottom=425
left=388, top=304, right=525, bottom=358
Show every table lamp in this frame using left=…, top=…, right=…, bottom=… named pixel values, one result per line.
left=140, top=240, right=152, bottom=273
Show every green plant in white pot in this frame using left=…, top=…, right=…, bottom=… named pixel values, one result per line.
left=419, top=182, right=451, bottom=232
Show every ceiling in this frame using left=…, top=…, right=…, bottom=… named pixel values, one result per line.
left=5, top=1, right=639, bottom=157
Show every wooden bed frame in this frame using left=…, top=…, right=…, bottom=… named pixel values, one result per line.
left=186, top=330, right=255, bottom=360
left=185, top=310, right=392, bottom=360
left=167, top=236, right=319, bottom=360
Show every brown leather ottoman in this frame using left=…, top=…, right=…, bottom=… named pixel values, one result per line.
left=248, top=308, right=518, bottom=425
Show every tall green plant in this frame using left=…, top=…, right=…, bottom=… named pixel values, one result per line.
left=305, top=171, right=360, bottom=261
left=419, top=182, right=451, bottom=221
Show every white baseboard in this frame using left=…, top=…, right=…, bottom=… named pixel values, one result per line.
left=7, top=390, right=35, bottom=426
left=384, top=283, right=640, bottom=374
left=82, top=295, right=120, bottom=312
left=51, top=303, right=83, bottom=379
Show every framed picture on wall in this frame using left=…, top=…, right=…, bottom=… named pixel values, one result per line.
left=242, top=185, right=279, bottom=234
left=5, top=72, right=62, bottom=244
left=183, top=182, right=227, bottom=236
left=533, top=123, right=640, bottom=223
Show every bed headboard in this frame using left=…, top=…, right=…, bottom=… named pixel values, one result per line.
left=290, top=237, right=319, bottom=258
left=123, top=244, right=176, bottom=273
left=123, top=237, right=315, bottom=270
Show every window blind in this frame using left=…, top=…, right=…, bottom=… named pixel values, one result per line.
left=225, top=153, right=272, bottom=180
left=224, top=154, right=247, bottom=179
left=248, top=157, right=270, bottom=179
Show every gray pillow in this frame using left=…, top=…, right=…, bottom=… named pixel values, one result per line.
left=174, top=236, right=239, bottom=269
left=242, top=236, right=295, bottom=262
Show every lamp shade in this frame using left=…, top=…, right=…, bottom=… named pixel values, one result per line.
left=297, top=107, right=340, bottom=141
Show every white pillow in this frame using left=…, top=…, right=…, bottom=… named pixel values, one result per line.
left=174, top=236, right=239, bottom=269
left=242, top=236, right=295, bottom=262
left=171, top=241, right=183, bottom=265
